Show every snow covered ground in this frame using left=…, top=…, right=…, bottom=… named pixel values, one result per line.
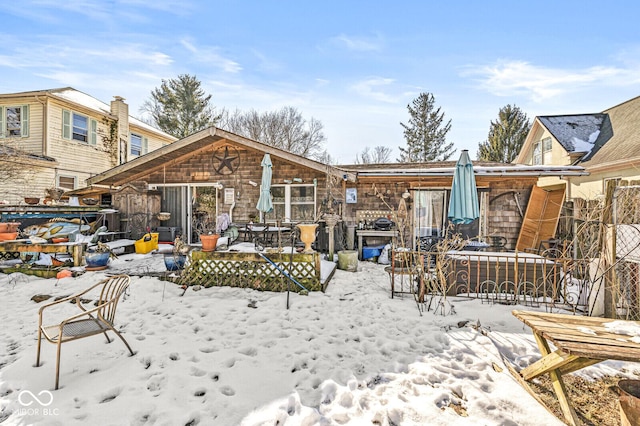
left=0, top=249, right=636, bottom=425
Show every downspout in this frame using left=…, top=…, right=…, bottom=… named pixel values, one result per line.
left=34, top=95, right=47, bottom=155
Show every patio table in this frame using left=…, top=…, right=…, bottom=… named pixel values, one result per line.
left=513, top=309, right=640, bottom=425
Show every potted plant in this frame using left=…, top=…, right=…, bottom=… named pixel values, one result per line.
left=164, top=236, right=189, bottom=271
left=199, top=231, right=220, bottom=252
left=194, top=190, right=219, bottom=252
left=85, top=242, right=114, bottom=269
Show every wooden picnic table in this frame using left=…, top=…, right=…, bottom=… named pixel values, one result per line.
left=513, top=309, right=640, bottom=425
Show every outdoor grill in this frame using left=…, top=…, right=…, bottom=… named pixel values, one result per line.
left=373, top=217, right=394, bottom=230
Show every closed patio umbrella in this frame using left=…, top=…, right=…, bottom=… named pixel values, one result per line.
left=256, top=153, right=273, bottom=214
left=447, top=150, right=479, bottom=225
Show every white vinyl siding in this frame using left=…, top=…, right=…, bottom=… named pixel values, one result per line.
left=0, top=105, right=29, bottom=138
left=62, top=109, right=97, bottom=145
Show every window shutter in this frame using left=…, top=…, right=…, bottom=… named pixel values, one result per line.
left=516, top=185, right=566, bottom=252
left=142, top=136, right=148, bottom=154
left=21, top=105, right=29, bottom=137
left=89, top=119, right=97, bottom=145
left=0, top=107, right=4, bottom=138
left=62, top=109, right=71, bottom=139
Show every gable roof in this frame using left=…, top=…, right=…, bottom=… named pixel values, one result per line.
left=87, top=126, right=353, bottom=187
left=0, top=87, right=176, bottom=141
left=537, top=114, right=606, bottom=156
left=580, top=95, right=640, bottom=168
left=517, top=94, right=640, bottom=168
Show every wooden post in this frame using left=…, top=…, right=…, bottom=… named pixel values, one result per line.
left=602, top=180, right=617, bottom=318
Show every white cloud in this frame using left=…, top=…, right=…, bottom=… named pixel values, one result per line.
left=465, top=59, right=639, bottom=102
left=330, top=34, right=383, bottom=52
left=179, top=38, right=242, bottom=73
left=350, top=77, right=400, bottom=103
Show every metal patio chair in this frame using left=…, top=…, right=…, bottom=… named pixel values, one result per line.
left=36, top=274, right=134, bottom=389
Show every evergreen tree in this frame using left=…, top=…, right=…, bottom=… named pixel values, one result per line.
left=141, top=74, right=218, bottom=139
left=477, top=104, right=531, bottom=163
left=398, top=92, right=454, bottom=162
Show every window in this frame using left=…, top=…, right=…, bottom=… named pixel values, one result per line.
left=603, top=177, right=621, bottom=193
left=130, top=133, right=148, bottom=157
left=0, top=105, right=29, bottom=138
left=62, top=110, right=97, bottom=145
left=265, top=184, right=316, bottom=222
left=57, top=175, right=76, bottom=190
left=413, top=190, right=447, bottom=238
left=533, top=137, right=552, bottom=165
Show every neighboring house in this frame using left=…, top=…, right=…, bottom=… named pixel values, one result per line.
left=86, top=126, right=586, bottom=250
left=0, top=88, right=176, bottom=204
left=515, top=95, right=640, bottom=200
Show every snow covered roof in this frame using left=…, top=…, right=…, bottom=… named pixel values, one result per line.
left=50, top=88, right=174, bottom=138
left=538, top=114, right=606, bottom=156
left=340, top=161, right=587, bottom=177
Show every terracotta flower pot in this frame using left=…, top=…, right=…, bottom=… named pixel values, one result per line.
left=0, top=222, right=20, bottom=233
left=200, top=234, right=219, bottom=252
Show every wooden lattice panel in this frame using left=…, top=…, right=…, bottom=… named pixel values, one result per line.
left=0, top=251, right=20, bottom=262
left=180, top=251, right=322, bottom=292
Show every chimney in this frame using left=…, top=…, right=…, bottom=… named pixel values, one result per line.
left=110, top=96, right=130, bottom=164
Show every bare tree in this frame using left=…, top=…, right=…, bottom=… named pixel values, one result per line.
left=219, top=107, right=326, bottom=159
left=355, top=146, right=392, bottom=164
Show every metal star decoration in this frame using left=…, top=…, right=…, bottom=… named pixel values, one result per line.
left=212, top=146, right=239, bottom=175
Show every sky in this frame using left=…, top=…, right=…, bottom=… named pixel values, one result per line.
left=2, top=0, right=640, bottom=164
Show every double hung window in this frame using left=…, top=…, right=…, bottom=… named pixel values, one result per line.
left=130, top=133, right=148, bottom=157
left=62, top=110, right=97, bottom=145
left=0, top=105, right=29, bottom=138
left=265, top=184, right=316, bottom=222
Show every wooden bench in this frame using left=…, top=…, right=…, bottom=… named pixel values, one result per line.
left=0, top=239, right=87, bottom=266
left=513, top=310, right=640, bottom=425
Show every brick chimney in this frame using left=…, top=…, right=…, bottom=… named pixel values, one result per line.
left=110, top=96, right=130, bottom=164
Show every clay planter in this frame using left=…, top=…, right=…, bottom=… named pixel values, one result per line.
left=297, top=223, right=318, bottom=253
left=24, top=197, right=40, bottom=205
left=0, top=222, right=20, bottom=233
left=199, top=234, right=220, bottom=252
left=0, top=232, right=18, bottom=242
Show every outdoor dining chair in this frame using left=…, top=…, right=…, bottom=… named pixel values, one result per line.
left=36, top=274, right=134, bottom=389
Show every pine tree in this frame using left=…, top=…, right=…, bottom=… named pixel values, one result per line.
left=141, top=74, right=218, bottom=139
left=398, top=92, right=454, bottom=162
left=477, top=104, right=531, bottom=163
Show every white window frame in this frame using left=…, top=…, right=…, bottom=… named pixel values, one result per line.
left=62, top=109, right=97, bottom=145
left=0, top=105, right=29, bottom=138
left=265, top=184, right=316, bottom=223
left=533, top=137, right=552, bottom=165
left=130, top=133, right=148, bottom=157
